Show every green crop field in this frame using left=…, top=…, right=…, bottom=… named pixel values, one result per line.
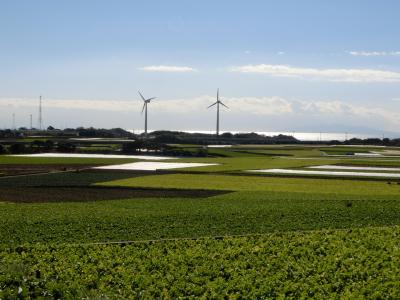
left=2, top=191, right=400, bottom=245
left=1, top=145, right=400, bottom=298
left=2, top=226, right=400, bottom=299
left=98, top=173, right=400, bottom=194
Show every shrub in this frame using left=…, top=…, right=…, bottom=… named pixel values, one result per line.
left=9, top=143, right=26, bottom=154
left=56, top=142, right=76, bottom=153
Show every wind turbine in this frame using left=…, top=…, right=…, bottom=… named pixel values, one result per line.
left=138, top=91, right=156, bottom=135
left=207, top=88, right=228, bottom=136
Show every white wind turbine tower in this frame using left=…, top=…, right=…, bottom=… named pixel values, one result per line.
left=138, top=91, right=156, bottom=136
left=207, top=88, right=229, bottom=136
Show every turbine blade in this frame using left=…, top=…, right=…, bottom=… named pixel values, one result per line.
left=220, top=101, right=229, bottom=109
left=217, top=88, right=219, bottom=101
left=141, top=102, right=146, bottom=114
left=207, top=102, right=218, bottom=109
left=138, top=91, right=146, bottom=102
left=147, top=97, right=156, bottom=102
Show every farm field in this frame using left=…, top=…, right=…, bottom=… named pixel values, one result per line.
left=0, top=156, right=140, bottom=176
left=1, top=145, right=400, bottom=297
left=2, top=226, right=400, bottom=298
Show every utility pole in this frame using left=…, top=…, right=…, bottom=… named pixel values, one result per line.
left=12, top=113, right=15, bottom=130
left=30, top=114, right=33, bottom=130
left=38, top=95, right=43, bottom=130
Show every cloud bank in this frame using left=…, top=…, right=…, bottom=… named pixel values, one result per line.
left=0, top=96, right=293, bottom=116
left=349, top=51, right=400, bottom=57
left=1, top=96, right=399, bottom=131
left=139, top=65, right=197, bottom=72
left=297, top=99, right=400, bottom=132
left=230, top=64, right=400, bottom=82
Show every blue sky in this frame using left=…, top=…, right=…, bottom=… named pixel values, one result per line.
left=1, top=0, right=400, bottom=135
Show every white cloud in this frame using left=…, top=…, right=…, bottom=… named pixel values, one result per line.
left=223, top=96, right=292, bottom=115
left=230, top=64, right=400, bottom=82
left=277, top=51, right=285, bottom=55
left=147, top=96, right=293, bottom=116
left=139, top=65, right=197, bottom=72
left=300, top=100, right=347, bottom=114
left=299, top=100, right=400, bottom=128
left=349, top=51, right=400, bottom=57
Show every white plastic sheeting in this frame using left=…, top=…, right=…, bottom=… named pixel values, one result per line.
left=309, top=165, right=400, bottom=172
left=94, top=162, right=217, bottom=171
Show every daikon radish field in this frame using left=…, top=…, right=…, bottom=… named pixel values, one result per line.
left=1, top=145, right=400, bottom=298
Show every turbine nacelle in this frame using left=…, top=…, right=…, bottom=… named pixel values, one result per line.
left=138, top=91, right=156, bottom=103
left=207, top=100, right=229, bottom=109
left=207, top=88, right=228, bottom=109
left=138, top=91, right=156, bottom=114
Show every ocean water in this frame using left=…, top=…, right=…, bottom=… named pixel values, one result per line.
left=129, top=129, right=384, bottom=142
